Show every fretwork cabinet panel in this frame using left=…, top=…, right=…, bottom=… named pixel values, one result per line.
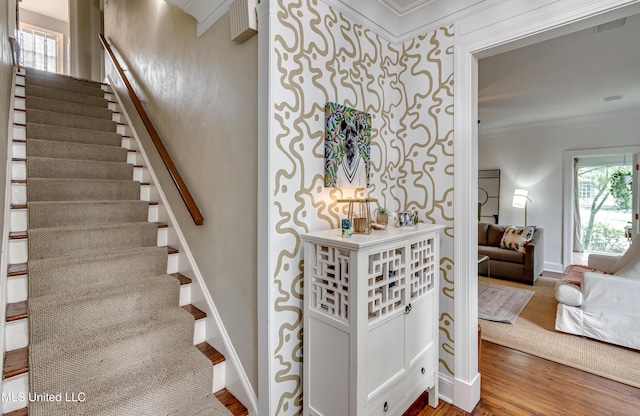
left=303, top=224, right=443, bottom=416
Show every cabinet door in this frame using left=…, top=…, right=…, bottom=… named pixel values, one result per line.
left=404, top=292, right=436, bottom=368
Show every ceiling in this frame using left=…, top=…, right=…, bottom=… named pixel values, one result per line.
left=19, top=0, right=69, bottom=22
left=478, top=12, right=640, bottom=133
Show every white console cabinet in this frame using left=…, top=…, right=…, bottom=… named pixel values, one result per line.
left=302, top=223, right=443, bottom=415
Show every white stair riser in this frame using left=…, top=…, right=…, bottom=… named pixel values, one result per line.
left=194, top=318, right=206, bottom=345
left=9, top=239, right=27, bottom=264
left=14, top=97, right=25, bottom=111
left=167, top=252, right=179, bottom=275
left=16, top=75, right=24, bottom=87
left=121, top=136, right=137, bottom=150
left=1, top=373, right=28, bottom=413
left=13, top=124, right=25, bottom=141
left=11, top=160, right=25, bottom=180
left=13, top=110, right=25, bottom=124
left=141, top=184, right=159, bottom=202
left=12, top=141, right=25, bottom=158
left=7, top=275, right=27, bottom=303
left=117, top=124, right=131, bottom=136
left=212, top=361, right=226, bottom=393
left=148, top=204, right=160, bottom=223
left=5, top=319, right=28, bottom=351
left=101, top=85, right=111, bottom=93
left=179, top=284, right=191, bottom=307
left=10, top=209, right=27, bottom=233
left=133, top=166, right=151, bottom=183
left=15, top=85, right=25, bottom=97
left=108, top=102, right=120, bottom=112
left=112, top=113, right=127, bottom=124
left=127, top=151, right=144, bottom=165
left=104, top=92, right=115, bottom=102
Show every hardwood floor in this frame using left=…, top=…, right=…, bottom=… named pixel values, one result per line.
left=405, top=341, right=640, bottom=416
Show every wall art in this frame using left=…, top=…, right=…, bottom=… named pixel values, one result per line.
left=324, top=102, right=371, bottom=188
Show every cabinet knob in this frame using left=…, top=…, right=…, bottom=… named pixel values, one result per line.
left=405, top=303, right=412, bottom=314
left=383, top=401, right=389, bottom=412
left=421, top=367, right=426, bottom=375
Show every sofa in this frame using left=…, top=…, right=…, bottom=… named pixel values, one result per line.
left=555, top=248, right=640, bottom=350
left=478, top=223, right=544, bottom=285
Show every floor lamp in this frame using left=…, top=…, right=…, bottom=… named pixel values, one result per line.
left=512, top=189, right=531, bottom=226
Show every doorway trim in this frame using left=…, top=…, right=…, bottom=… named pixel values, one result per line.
left=453, top=0, right=640, bottom=412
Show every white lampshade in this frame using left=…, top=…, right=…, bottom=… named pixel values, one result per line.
left=512, top=189, right=529, bottom=208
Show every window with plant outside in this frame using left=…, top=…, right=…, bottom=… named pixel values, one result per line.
left=576, top=155, right=633, bottom=254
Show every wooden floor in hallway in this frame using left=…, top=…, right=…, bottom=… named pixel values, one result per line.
left=404, top=341, right=640, bottom=416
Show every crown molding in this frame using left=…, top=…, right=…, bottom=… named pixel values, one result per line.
left=318, top=0, right=501, bottom=44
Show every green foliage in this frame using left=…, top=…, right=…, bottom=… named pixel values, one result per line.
left=609, top=169, right=632, bottom=210
left=586, top=221, right=628, bottom=254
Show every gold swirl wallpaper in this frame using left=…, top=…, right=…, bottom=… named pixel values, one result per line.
left=269, top=0, right=454, bottom=413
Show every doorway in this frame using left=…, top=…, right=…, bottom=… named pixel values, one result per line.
left=454, top=1, right=640, bottom=412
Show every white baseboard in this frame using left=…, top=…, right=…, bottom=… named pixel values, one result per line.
left=453, top=372, right=481, bottom=413
left=438, top=373, right=454, bottom=404
left=545, top=262, right=565, bottom=274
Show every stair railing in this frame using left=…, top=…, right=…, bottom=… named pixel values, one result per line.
left=99, top=34, right=204, bottom=226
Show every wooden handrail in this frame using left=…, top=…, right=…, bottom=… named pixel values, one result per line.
left=99, top=34, right=204, bottom=226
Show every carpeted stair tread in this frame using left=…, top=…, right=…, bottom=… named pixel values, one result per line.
left=28, top=346, right=214, bottom=416
left=25, top=84, right=108, bottom=108
left=26, top=138, right=128, bottom=162
left=26, top=95, right=113, bottom=120
left=169, top=394, right=234, bottom=416
left=27, top=178, right=140, bottom=202
left=30, top=307, right=195, bottom=392
left=28, top=246, right=169, bottom=298
left=26, top=123, right=122, bottom=147
left=28, top=221, right=158, bottom=260
left=27, top=157, right=133, bottom=180
left=28, top=200, right=149, bottom=228
left=28, top=274, right=180, bottom=342
left=25, top=67, right=105, bottom=89
left=26, top=109, right=117, bottom=133
left=25, top=74, right=106, bottom=97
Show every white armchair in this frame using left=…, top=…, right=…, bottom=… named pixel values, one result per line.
left=555, top=253, right=640, bottom=350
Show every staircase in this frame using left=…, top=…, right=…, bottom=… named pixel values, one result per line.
left=2, top=68, right=248, bottom=416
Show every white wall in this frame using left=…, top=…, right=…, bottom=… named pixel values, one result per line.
left=479, top=109, right=640, bottom=272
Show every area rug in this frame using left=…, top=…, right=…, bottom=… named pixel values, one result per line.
left=479, top=276, right=640, bottom=388
left=478, top=281, right=534, bottom=323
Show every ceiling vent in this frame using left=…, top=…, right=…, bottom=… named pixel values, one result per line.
left=595, top=18, right=626, bottom=34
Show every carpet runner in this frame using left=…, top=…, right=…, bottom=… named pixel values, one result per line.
left=22, top=67, right=231, bottom=415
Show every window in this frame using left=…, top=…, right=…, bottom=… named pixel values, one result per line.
left=18, top=26, right=60, bottom=73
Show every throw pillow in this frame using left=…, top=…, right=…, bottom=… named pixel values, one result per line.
left=500, top=225, right=536, bottom=253
left=609, top=234, right=640, bottom=274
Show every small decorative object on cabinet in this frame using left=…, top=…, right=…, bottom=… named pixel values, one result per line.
left=302, top=223, right=444, bottom=415
left=338, top=198, right=375, bottom=234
